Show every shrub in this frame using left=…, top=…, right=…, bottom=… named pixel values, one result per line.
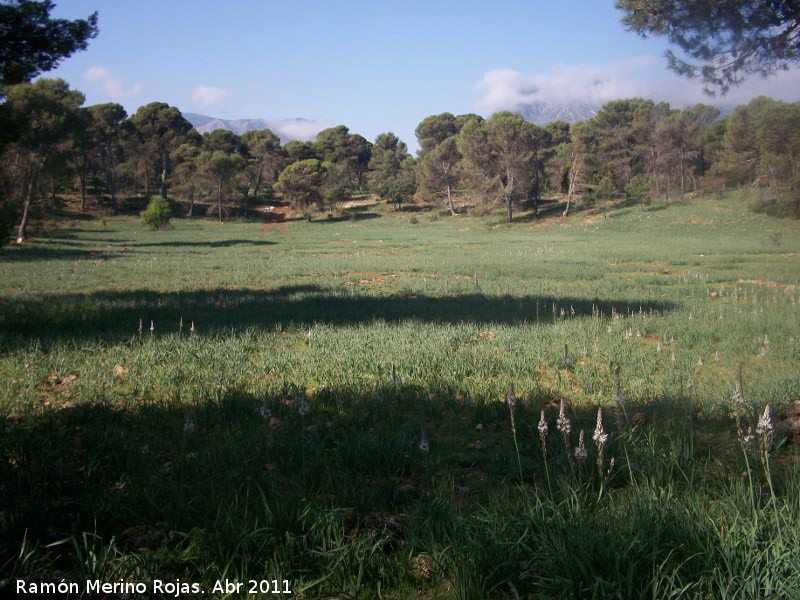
left=592, top=176, right=615, bottom=201
left=624, top=175, right=650, bottom=200
left=140, top=196, right=172, bottom=229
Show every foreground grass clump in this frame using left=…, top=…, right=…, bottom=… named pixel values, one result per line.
left=1, top=194, right=799, bottom=597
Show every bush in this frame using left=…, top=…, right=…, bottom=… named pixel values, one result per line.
left=592, top=176, right=615, bottom=201
left=624, top=175, right=650, bottom=200
left=140, top=197, right=172, bottom=229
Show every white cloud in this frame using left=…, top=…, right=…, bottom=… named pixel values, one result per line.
left=475, top=56, right=800, bottom=113
left=269, top=118, right=327, bottom=142
left=83, top=66, right=142, bottom=98
left=191, top=85, right=230, bottom=109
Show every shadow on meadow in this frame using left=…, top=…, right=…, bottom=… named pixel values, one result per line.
left=2, top=383, right=795, bottom=596
left=0, top=246, right=115, bottom=262
left=127, top=239, right=276, bottom=248
left=0, top=285, right=677, bottom=343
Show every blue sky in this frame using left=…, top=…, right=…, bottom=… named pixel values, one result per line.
left=49, top=1, right=800, bottom=152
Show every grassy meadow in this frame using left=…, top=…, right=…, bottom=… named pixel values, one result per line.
left=1, top=194, right=800, bottom=598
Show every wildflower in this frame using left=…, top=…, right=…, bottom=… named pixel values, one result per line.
left=190, top=321, right=195, bottom=336
left=392, top=365, right=398, bottom=385
left=538, top=410, right=548, bottom=453
left=593, top=407, right=608, bottom=446
left=714, top=351, right=720, bottom=362
left=138, top=318, right=142, bottom=338
left=698, top=357, right=703, bottom=367
left=563, top=344, right=572, bottom=369
left=506, top=384, right=517, bottom=434
left=560, top=307, right=566, bottom=319
left=150, top=320, right=154, bottom=337
left=756, top=404, right=772, bottom=438
left=671, top=352, right=676, bottom=365
left=506, top=384, right=516, bottom=410
left=179, top=317, right=183, bottom=337
left=574, top=430, right=587, bottom=461
left=686, top=376, right=693, bottom=395
left=556, top=401, right=571, bottom=436
left=419, top=429, right=429, bottom=453
left=183, top=414, right=195, bottom=434
left=656, top=341, right=662, bottom=353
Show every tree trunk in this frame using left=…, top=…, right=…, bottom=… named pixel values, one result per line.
left=218, top=178, right=223, bottom=223
left=143, top=165, right=150, bottom=198
left=253, top=171, right=263, bottom=198
left=187, top=190, right=195, bottom=216
left=79, top=165, right=87, bottom=212
left=160, top=151, right=168, bottom=199
left=17, top=164, right=40, bottom=242
left=243, top=172, right=254, bottom=201
left=564, top=150, right=579, bottom=217
left=506, top=196, right=513, bottom=223
left=679, top=148, right=685, bottom=195
left=446, top=180, right=457, bottom=216
left=106, top=163, right=116, bottom=203
left=651, top=146, right=660, bottom=196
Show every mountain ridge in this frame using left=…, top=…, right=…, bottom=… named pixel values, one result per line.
left=182, top=112, right=325, bottom=143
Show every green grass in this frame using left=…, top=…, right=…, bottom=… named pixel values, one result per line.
left=1, top=195, right=799, bottom=598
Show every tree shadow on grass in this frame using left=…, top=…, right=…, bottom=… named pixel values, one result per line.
left=128, top=239, right=276, bottom=248
left=324, top=211, right=381, bottom=223
left=0, top=285, right=676, bottom=345
left=0, top=246, right=114, bottom=262
left=0, top=385, right=768, bottom=593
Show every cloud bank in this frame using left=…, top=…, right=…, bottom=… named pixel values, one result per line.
left=475, top=56, right=800, bottom=113
left=272, top=118, right=327, bottom=142
left=191, top=85, right=230, bottom=109
left=83, top=66, right=142, bottom=99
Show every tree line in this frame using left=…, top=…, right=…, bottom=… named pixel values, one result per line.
left=2, top=75, right=799, bottom=244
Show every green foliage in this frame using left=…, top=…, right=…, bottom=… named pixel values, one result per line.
left=617, top=0, right=800, bottom=94
left=276, top=158, right=326, bottom=221
left=0, top=0, right=98, bottom=92
left=624, top=174, right=649, bottom=199
left=415, top=113, right=457, bottom=157
left=130, top=102, right=194, bottom=199
left=594, top=175, right=615, bottom=200
left=368, top=132, right=416, bottom=209
left=139, top=195, right=172, bottom=229
left=457, top=111, right=544, bottom=222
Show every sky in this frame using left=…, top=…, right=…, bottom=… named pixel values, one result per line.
left=48, top=0, right=800, bottom=153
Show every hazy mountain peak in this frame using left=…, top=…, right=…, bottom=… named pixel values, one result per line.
left=517, top=101, right=598, bottom=125
left=182, top=113, right=326, bottom=143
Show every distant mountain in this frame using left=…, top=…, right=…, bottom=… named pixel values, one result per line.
left=182, top=113, right=325, bottom=143
left=517, top=101, right=598, bottom=125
